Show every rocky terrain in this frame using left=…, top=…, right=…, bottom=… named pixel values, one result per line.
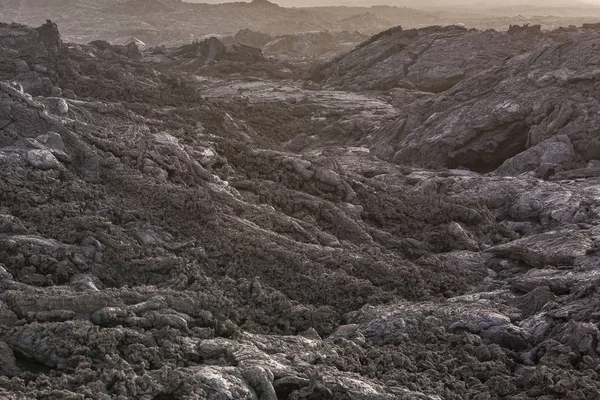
left=229, top=30, right=371, bottom=63
left=311, top=24, right=600, bottom=175
left=0, top=0, right=422, bottom=46
left=1, top=17, right=600, bottom=400
left=4, top=0, right=600, bottom=50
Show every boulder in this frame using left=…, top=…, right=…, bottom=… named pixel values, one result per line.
left=25, top=149, right=61, bottom=170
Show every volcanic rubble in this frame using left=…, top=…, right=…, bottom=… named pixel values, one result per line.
left=1, top=20, right=600, bottom=400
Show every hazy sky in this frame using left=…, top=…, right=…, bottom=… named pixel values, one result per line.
left=189, top=0, right=599, bottom=7
left=190, top=0, right=595, bottom=4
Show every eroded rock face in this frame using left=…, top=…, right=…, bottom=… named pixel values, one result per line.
left=313, top=25, right=600, bottom=177
left=1, top=21, right=600, bottom=400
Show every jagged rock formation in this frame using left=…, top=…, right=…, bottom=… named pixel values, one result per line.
left=1, top=20, right=600, bottom=400
left=145, top=37, right=272, bottom=77
left=230, top=30, right=370, bottom=62
left=313, top=24, right=600, bottom=178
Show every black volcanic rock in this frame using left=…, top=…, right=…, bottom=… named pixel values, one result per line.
left=313, top=24, right=600, bottom=177
left=311, top=25, right=536, bottom=92
left=1, top=21, right=600, bottom=400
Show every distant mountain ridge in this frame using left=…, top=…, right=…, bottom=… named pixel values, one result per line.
left=3, top=0, right=600, bottom=46
left=184, top=0, right=589, bottom=7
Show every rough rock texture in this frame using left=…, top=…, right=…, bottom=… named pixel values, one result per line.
left=313, top=25, right=600, bottom=177
left=1, top=20, right=600, bottom=400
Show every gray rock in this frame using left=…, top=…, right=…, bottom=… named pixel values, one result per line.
left=57, top=98, right=69, bottom=114
left=497, top=135, right=575, bottom=176
left=487, top=229, right=594, bottom=268
left=14, top=59, right=29, bottom=73
left=33, top=64, right=48, bottom=74
left=63, top=89, right=76, bottom=99
left=0, top=341, right=19, bottom=377
left=50, top=86, right=62, bottom=96
left=35, top=131, right=71, bottom=162
left=70, top=274, right=102, bottom=292
left=0, top=265, right=13, bottom=281
left=14, top=71, right=42, bottom=93
left=242, top=366, right=277, bottom=400
left=512, top=269, right=600, bottom=294
left=509, top=286, right=556, bottom=318
left=315, top=26, right=600, bottom=174
left=0, top=301, right=18, bottom=326
left=25, top=149, right=61, bottom=170
left=0, top=214, right=27, bottom=234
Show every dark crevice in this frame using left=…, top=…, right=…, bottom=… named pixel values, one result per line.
left=152, top=394, right=177, bottom=400
left=449, top=123, right=529, bottom=173
left=13, top=350, right=54, bottom=375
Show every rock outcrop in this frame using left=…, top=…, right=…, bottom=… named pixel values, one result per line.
left=313, top=24, right=600, bottom=177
